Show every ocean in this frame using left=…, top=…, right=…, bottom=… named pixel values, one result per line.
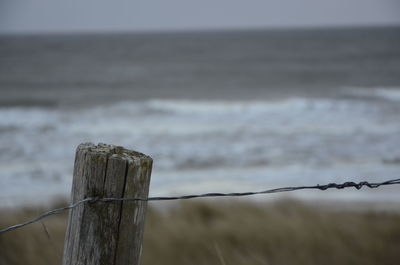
left=1, top=27, right=400, bottom=207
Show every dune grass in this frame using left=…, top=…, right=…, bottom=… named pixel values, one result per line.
left=1, top=199, right=399, bottom=265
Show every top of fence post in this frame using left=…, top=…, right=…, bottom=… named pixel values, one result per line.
left=62, top=142, right=153, bottom=265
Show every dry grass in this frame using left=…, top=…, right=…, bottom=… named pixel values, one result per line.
left=1, top=199, right=400, bottom=265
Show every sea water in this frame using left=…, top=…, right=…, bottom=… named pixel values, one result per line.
left=1, top=27, right=399, bottom=207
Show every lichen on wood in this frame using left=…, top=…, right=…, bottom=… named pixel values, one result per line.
left=62, top=143, right=152, bottom=265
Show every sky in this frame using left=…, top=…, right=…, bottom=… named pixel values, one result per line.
left=1, top=0, right=400, bottom=34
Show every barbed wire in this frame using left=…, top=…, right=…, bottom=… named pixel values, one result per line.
left=1, top=178, right=399, bottom=235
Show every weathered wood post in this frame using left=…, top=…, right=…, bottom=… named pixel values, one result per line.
left=62, top=143, right=152, bottom=265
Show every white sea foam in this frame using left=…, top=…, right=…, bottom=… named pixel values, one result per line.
left=1, top=96, right=400, bottom=207
left=373, top=88, right=400, bottom=101
left=347, top=87, right=400, bottom=102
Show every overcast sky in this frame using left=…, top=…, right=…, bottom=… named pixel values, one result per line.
left=1, top=0, right=400, bottom=34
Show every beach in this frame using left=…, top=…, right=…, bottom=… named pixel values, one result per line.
left=1, top=199, right=400, bottom=265
left=1, top=26, right=400, bottom=265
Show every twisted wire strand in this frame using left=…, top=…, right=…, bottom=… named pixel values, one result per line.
left=1, top=178, right=399, bottom=235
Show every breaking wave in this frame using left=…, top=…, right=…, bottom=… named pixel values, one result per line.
left=1, top=96, right=400, bottom=206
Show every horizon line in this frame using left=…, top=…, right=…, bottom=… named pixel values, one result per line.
left=1, top=23, right=399, bottom=37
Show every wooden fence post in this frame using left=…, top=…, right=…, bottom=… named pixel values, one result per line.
left=62, top=143, right=152, bottom=265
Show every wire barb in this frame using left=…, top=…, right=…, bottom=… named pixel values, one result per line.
left=1, top=178, right=399, bottom=235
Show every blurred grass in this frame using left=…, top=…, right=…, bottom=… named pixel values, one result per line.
left=1, top=199, right=400, bottom=265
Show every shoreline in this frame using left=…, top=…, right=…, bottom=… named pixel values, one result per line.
left=2, top=195, right=400, bottom=214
